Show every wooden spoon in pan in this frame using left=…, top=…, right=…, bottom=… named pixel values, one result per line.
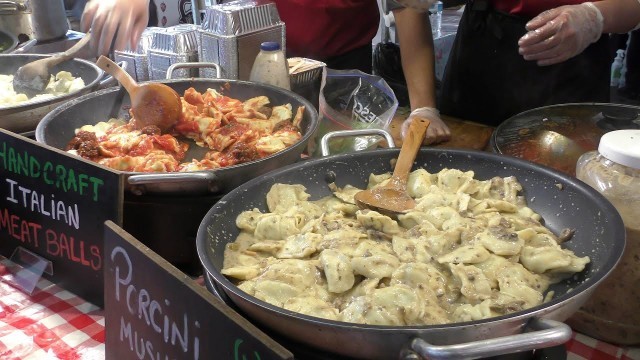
left=95, top=55, right=181, bottom=132
left=354, top=117, right=430, bottom=217
left=13, top=32, right=92, bottom=98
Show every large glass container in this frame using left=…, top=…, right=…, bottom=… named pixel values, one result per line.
left=569, top=129, right=640, bottom=345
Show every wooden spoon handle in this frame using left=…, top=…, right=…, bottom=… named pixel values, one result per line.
left=392, top=117, right=430, bottom=181
left=96, top=55, right=138, bottom=94
left=48, top=32, right=92, bottom=67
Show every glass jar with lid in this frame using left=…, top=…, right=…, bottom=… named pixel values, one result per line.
left=569, top=129, right=640, bottom=345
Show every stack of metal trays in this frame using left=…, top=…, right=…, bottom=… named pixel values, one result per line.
left=148, top=24, right=200, bottom=80
left=114, top=27, right=160, bottom=82
left=199, top=0, right=285, bottom=80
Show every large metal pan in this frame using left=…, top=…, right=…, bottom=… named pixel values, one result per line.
left=35, top=78, right=318, bottom=275
left=0, top=53, right=106, bottom=135
left=197, top=146, right=625, bottom=359
left=36, top=78, right=319, bottom=196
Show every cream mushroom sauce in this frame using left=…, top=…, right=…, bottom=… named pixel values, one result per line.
left=222, top=168, right=590, bottom=326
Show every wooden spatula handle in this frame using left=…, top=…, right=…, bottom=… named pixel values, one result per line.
left=96, top=55, right=138, bottom=94
left=49, top=32, right=92, bottom=67
left=392, top=117, right=430, bottom=180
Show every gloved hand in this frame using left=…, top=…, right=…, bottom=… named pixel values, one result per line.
left=81, top=0, right=150, bottom=57
left=401, top=107, right=451, bottom=145
left=393, top=0, right=438, bottom=13
left=518, top=2, right=603, bottom=66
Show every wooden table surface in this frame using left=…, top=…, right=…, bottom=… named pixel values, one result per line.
left=388, top=107, right=495, bottom=151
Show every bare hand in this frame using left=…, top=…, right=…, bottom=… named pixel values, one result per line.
left=81, top=0, right=150, bottom=56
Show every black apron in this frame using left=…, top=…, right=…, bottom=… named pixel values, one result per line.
left=439, top=0, right=610, bottom=126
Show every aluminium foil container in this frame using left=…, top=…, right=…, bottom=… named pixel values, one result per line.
left=113, top=27, right=160, bottom=82
left=199, top=0, right=285, bottom=80
left=148, top=25, right=200, bottom=80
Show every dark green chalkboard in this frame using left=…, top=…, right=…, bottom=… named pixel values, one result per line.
left=0, top=129, right=123, bottom=306
left=103, top=221, right=293, bottom=360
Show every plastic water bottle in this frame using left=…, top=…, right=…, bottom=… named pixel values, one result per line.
left=429, top=1, right=443, bottom=37
left=611, top=49, right=625, bottom=87
left=619, top=51, right=628, bottom=89
left=249, top=42, right=291, bottom=90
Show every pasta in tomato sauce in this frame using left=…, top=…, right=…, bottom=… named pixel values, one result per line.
left=66, top=87, right=304, bottom=172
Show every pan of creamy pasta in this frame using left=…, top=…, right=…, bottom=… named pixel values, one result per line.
left=0, top=54, right=105, bottom=135
left=197, top=147, right=625, bottom=359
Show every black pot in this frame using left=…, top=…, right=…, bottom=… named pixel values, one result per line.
left=36, top=78, right=319, bottom=274
left=36, top=78, right=319, bottom=196
left=491, top=102, right=640, bottom=176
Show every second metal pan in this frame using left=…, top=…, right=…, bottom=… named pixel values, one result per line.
left=197, top=148, right=625, bottom=359
left=0, top=53, right=105, bottom=135
left=36, top=78, right=319, bottom=196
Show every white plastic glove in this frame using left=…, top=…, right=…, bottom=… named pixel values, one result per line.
left=393, top=0, right=438, bottom=13
left=401, top=107, right=451, bottom=145
left=518, top=2, right=603, bottom=66
left=81, top=0, right=150, bottom=57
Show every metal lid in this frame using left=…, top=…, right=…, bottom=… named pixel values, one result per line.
left=492, top=103, right=640, bottom=176
left=599, top=129, right=640, bottom=169
left=201, top=0, right=282, bottom=36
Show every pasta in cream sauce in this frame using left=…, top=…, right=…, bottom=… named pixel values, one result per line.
left=222, top=168, right=590, bottom=326
left=0, top=71, right=85, bottom=107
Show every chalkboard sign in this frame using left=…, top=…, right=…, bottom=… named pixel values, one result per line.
left=0, top=129, right=123, bottom=306
left=103, top=221, right=293, bottom=360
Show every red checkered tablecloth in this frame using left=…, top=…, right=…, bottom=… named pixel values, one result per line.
left=567, top=333, right=640, bottom=360
left=0, top=269, right=637, bottom=359
left=0, top=274, right=104, bottom=360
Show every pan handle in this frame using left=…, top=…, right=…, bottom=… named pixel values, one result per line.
left=402, top=318, right=572, bottom=360
left=127, top=172, right=217, bottom=192
left=0, top=0, right=26, bottom=11
left=319, top=129, right=396, bottom=157
left=166, top=62, right=221, bottom=79
left=11, top=39, right=37, bottom=54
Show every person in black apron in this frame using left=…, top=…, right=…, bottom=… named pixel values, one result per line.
left=439, top=0, right=610, bottom=127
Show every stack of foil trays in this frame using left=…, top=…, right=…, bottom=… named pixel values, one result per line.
left=147, top=24, right=200, bottom=80
left=199, top=0, right=285, bottom=80
left=113, top=27, right=159, bottom=82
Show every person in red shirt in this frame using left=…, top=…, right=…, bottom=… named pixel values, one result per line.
left=271, top=0, right=451, bottom=144
left=271, top=0, right=379, bottom=73
left=397, top=0, right=640, bottom=127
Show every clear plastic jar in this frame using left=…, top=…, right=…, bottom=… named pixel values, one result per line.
left=249, top=41, right=290, bottom=90
left=569, top=129, right=640, bottom=345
